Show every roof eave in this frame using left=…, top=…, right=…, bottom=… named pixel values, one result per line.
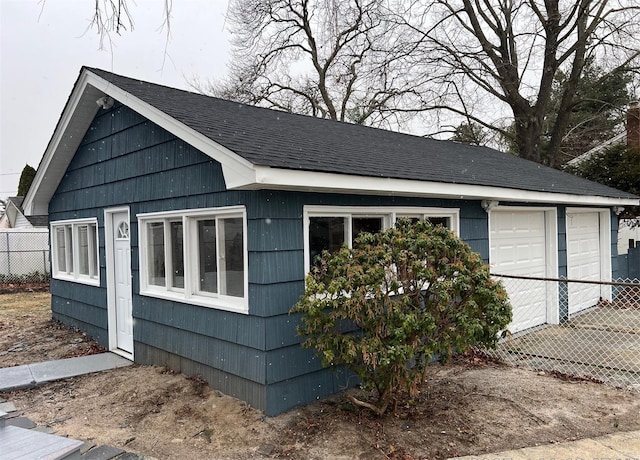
left=237, top=166, right=640, bottom=207
left=23, top=69, right=257, bottom=216
left=23, top=71, right=102, bottom=216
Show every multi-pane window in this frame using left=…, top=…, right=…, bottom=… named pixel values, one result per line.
left=138, top=206, right=247, bottom=313
left=304, top=206, right=459, bottom=271
left=51, top=219, right=99, bottom=285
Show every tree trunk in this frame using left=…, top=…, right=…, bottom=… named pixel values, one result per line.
left=513, top=111, right=543, bottom=164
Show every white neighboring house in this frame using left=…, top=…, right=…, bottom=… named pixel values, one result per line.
left=566, top=102, right=640, bottom=255
left=618, top=219, right=640, bottom=254
left=0, top=196, right=50, bottom=278
left=0, top=197, right=48, bottom=229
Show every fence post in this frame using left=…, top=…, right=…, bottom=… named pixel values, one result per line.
left=559, top=278, right=569, bottom=323
left=5, top=232, right=10, bottom=276
left=629, top=247, right=640, bottom=279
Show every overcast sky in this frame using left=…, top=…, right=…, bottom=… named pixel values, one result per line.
left=0, top=0, right=231, bottom=200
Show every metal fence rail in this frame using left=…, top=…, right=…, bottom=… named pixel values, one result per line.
left=0, top=230, right=50, bottom=285
left=487, top=275, right=640, bottom=389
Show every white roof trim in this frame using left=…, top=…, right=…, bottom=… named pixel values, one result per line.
left=83, top=73, right=257, bottom=188
left=23, top=73, right=102, bottom=215
left=244, top=166, right=640, bottom=206
left=23, top=69, right=257, bottom=216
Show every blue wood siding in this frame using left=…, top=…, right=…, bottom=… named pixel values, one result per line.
left=460, top=202, right=489, bottom=262
left=610, top=211, right=620, bottom=278
left=556, top=207, right=569, bottom=322
left=265, top=367, right=354, bottom=416
left=51, top=280, right=108, bottom=346
left=249, top=281, right=305, bottom=319
left=249, top=218, right=303, bottom=251
left=136, top=320, right=265, bottom=382
left=135, top=295, right=265, bottom=350
left=556, top=207, right=568, bottom=276
left=134, top=343, right=267, bottom=412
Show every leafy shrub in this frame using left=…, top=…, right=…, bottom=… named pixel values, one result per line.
left=291, top=219, right=512, bottom=415
left=0, top=271, right=50, bottom=285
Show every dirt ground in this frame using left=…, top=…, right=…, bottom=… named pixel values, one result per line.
left=1, top=292, right=640, bottom=459
left=0, top=292, right=105, bottom=367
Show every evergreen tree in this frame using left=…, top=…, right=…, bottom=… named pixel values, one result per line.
left=451, top=122, right=488, bottom=146
left=17, top=164, right=36, bottom=197
left=545, top=62, right=634, bottom=165
left=566, top=144, right=640, bottom=219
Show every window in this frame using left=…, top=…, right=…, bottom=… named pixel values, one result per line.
left=170, top=221, right=184, bottom=289
left=117, top=221, right=130, bottom=239
left=51, top=219, right=99, bottom=285
left=304, top=206, right=459, bottom=272
left=138, top=206, right=247, bottom=313
left=309, top=217, right=346, bottom=265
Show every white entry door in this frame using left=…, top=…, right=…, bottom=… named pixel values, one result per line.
left=108, top=209, right=134, bottom=355
left=490, top=210, right=550, bottom=333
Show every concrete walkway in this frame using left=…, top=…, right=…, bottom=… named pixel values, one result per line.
left=0, top=353, right=132, bottom=392
left=449, top=430, right=640, bottom=460
left=0, top=353, right=140, bottom=459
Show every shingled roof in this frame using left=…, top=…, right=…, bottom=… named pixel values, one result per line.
left=23, top=67, right=639, bottom=216
left=86, top=67, right=638, bottom=200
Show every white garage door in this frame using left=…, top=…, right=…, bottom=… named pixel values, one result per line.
left=567, top=211, right=602, bottom=314
left=490, top=211, right=549, bottom=333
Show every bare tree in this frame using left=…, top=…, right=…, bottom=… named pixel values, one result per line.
left=195, top=0, right=435, bottom=127
left=400, top=0, right=640, bottom=166
left=80, top=0, right=639, bottom=166
left=45, top=0, right=172, bottom=51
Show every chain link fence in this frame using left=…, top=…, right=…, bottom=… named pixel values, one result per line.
left=0, top=229, right=50, bottom=288
left=487, top=274, right=640, bottom=390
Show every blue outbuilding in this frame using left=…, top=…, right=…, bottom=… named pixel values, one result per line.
left=22, top=67, right=639, bottom=415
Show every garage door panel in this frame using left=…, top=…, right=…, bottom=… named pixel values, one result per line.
left=567, top=211, right=602, bottom=315
left=499, top=277, right=547, bottom=332
left=491, top=211, right=548, bottom=333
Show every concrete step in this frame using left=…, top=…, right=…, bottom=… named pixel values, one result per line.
left=0, top=353, right=132, bottom=392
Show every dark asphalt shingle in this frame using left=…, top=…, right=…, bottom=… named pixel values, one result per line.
left=86, top=67, right=637, bottom=200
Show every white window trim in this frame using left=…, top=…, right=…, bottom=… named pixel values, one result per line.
left=137, top=206, right=249, bottom=314
left=50, top=218, right=100, bottom=286
left=303, top=205, right=460, bottom=273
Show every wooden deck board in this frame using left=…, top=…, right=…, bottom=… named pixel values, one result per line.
left=0, top=425, right=83, bottom=460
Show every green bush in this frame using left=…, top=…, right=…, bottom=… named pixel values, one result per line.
left=0, top=271, right=50, bottom=285
left=291, top=218, right=512, bottom=415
